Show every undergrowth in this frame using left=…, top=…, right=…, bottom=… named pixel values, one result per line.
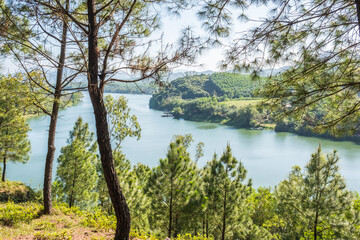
left=0, top=201, right=42, bottom=226
left=0, top=201, right=211, bottom=240
left=0, top=181, right=36, bottom=203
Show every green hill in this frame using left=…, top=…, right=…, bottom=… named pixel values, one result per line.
left=206, top=73, right=260, bottom=98
left=149, top=73, right=263, bottom=110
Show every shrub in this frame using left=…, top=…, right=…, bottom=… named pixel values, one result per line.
left=128, top=231, right=213, bottom=240
left=0, top=202, right=42, bottom=226
left=174, top=234, right=213, bottom=240
left=0, top=181, right=36, bottom=203
left=34, top=221, right=57, bottom=231
left=130, top=230, right=158, bottom=240
left=81, top=209, right=116, bottom=231
left=34, top=230, right=72, bottom=240
left=53, top=203, right=82, bottom=216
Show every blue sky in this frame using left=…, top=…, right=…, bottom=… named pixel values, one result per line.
left=157, top=3, right=270, bottom=71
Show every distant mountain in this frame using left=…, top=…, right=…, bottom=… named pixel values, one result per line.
left=87, top=69, right=217, bottom=82
left=164, top=69, right=216, bottom=81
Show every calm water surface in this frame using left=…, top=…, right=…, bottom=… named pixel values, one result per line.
left=7, top=93, right=360, bottom=191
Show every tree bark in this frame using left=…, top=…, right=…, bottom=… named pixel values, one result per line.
left=69, top=154, right=78, bottom=208
left=43, top=0, right=69, bottom=214
left=314, top=212, right=319, bottom=240
left=314, top=210, right=318, bottom=240
left=202, top=217, right=205, bottom=236
left=355, top=0, right=360, bottom=32
left=168, top=178, right=173, bottom=238
left=2, top=156, right=6, bottom=182
left=174, top=213, right=179, bottom=237
left=206, top=217, right=209, bottom=238
left=87, top=1, right=130, bottom=239
left=221, top=187, right=227, bottom=240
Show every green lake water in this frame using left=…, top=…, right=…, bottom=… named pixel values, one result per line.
left=7, top=93, right=360, bottom=192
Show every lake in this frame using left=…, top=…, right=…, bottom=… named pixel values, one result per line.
left=7, top=93, right=360, bottom=192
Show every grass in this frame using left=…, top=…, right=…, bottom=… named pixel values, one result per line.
left=222, top=99, right=262, bottom=108
left=0, top=202, right=115, bottom=240
left=0, top=182, right=211, bottom=240
left=0, top=202, right=212, bottom=240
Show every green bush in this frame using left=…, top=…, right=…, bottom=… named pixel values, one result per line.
left=130, top=230, right=158, bottom=240
left=34, top=221, right=57, bottom=231
left=81, top=209, right=116, bottom=231
left=129, top=231, right=212, bottom=240
left=0, top=201, right=42, bottom=226
left=53, top=203, right=83, bottom=216
left=0, top=181, right=36, bottom=203
left=34, top=230, right=72, bottom=240
left=174, top=234, right=213, bottom=240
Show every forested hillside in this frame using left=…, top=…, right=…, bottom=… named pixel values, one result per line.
left=104, top=82, right=156, bottom=94
left=149, top=73, right=360, bottom=141
left=150, top=73, right=262, bottom=105
left=149, top=73, right=272, bottom=129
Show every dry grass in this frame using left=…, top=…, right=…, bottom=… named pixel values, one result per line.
left=0, top=181, right=29, bottom=196
left=0, top=203, right=115, bottom=240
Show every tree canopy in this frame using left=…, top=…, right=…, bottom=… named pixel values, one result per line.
left=204, top=0, right=360, bottom=135
left=55, top=117, right=98, bottom=209
left=0, top=74, right=31, bottom=182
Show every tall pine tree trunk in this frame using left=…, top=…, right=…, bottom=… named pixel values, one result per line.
left=206, top=217, right=209, bottom=237
left=69, top=155, right=78, bottom=208
left=168, top=180, right=173, bottom=238
left=2, top=156, right=6, bottom=182
left=175, top=214, right=179, bottom=237
left=206, top=214, right=209, bottom=237
left=355, top=0, right=360, bottom=30
left=43, top=0, right=69, bottom=214
left=314, top=207, right=319, bottom=240
left=221, top=188, right=227, bottom=240
left=202, top=217, right=205, bottom=236
left=87, top=1, right=130, bottom=239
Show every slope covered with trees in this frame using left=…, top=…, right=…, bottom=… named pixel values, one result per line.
left=149, top=73, right=270, bottom=129
left=150, top=73, right=360, bottom=141
left=150, top=73, right=262, bottom=105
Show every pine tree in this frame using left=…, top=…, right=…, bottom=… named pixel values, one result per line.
left=54, top=117, right=98, bottom=209
left=96, top=150, right=150, bottom=231
left=0, top=74, right=31, bottom=182
left=116, top=154, right=150, bottom=232
left=133, top=163, right=152, bottom=189
left=147, top=134, right=200, bottom=238
left=276, top=145, right=354, bottom=239
left=96, top=151, right=130, bottom=215
left=104, top=95, right=141, bottom=150
left=203, top=144, right=252, bottom=240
